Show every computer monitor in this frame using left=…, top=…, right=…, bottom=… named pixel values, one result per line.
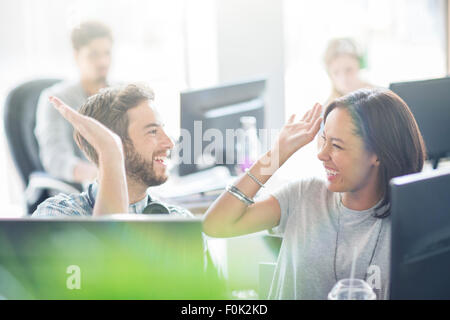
left=179, top=79, right=266, bottom=176
left=390, top=168, right=450, bottom=299
left=389, top=77, right=450, bottom=168
left=0, top=216, right=226, bottom=299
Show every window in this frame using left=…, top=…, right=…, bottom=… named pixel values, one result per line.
left=0, top=0, right=189, bottom=216
left=280, top=0, right=447, bottom=179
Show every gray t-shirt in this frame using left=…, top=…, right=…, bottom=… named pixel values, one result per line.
left=268, top=177, right=391, bottom=300
left=35, top=81, right=88, bottom=182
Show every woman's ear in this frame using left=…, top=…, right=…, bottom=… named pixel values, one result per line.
left=375, top=158, right=380, bottom=167
left=370, top=153, right=380, bottom=167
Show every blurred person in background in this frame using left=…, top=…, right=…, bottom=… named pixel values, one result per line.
left=323, top=38, right=373, bottom=108
left=35, top=21, right=113, bottom=185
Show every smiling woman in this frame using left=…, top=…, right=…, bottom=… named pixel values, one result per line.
left=319, top=107, right=381, bottom=204
left=203, top=87, right=426, bottom=299
left=322, top=89, right=426, bottom=217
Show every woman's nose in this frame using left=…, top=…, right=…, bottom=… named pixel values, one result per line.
left=317, top=140, right=330, bottom=162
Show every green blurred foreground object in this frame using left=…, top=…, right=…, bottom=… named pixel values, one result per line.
left=0, top=216, right=227, bottom=299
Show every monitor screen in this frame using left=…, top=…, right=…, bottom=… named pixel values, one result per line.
left=179, top=79, right=266, bottom=176
left=389, top=77, right=450, bottom=160
left=390, top=168, right=450, bottom=299
left=0, top=216, right=226, bottom=299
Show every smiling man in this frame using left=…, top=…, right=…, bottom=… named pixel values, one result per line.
left=32, top=83, right=192, bottom=217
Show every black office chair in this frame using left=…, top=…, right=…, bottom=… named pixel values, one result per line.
left=4, top=79, right=83, bottom=215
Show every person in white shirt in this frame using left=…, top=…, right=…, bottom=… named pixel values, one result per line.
left=35, top=21, right=113, bottom=184
left=203, top=88, right=426, bottom=299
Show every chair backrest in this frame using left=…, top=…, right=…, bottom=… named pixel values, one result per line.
left=4, top=79, right=61, bottom=186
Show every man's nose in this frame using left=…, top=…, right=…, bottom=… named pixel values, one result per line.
left=160, top=129, right=174, bottom=150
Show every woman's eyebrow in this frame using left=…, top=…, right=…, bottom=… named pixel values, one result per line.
left=322, top=131, right=345, bottom=144
left=330, top=137, right=345, bottom=144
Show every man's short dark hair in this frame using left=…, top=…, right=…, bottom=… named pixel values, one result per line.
left=71, top=21, right=113, bottom=50
left=74, top=83, right=155, bottom=166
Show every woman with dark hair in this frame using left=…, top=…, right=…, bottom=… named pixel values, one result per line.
left=203, top=88, right=426, bottom=300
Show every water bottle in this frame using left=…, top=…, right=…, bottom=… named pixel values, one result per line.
left=328, top=279, right=376, bottom=300
left=235, top=116, right=261, bottom=175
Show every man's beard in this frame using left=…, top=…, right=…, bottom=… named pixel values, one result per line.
left=124, top=143, right=168, bottom=187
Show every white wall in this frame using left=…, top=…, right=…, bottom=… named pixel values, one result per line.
left=215, top=0, right=285, bottom=132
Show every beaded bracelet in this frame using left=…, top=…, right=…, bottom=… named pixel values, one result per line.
left=245, top=168, right=265, bottom=188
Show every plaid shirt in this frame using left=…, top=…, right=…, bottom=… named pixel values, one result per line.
left=32, top=182, right=193, bottom=218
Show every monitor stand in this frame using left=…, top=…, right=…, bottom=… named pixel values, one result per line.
left=432, top=157, right=440, bottom=170
left=431, top=155, right=450, bottom=170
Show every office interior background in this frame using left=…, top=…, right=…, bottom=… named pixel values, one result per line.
left=0, top=0, right=446, bottom=217
left=1, top=0, right=450, bottom=300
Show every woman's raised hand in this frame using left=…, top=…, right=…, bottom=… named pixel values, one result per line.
left=273, top=103, right=323, bottom=164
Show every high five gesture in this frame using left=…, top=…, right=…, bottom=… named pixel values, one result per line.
left=49, top=96, right=129, bottom=216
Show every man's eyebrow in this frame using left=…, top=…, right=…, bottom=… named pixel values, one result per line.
left=142, top=123, right=162, bottom=130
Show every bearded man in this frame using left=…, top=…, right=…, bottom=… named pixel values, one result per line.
left=33, top=83, right=191, bottom=218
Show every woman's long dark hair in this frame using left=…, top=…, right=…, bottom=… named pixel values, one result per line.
left=324, top=88, right=426, bottom=218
